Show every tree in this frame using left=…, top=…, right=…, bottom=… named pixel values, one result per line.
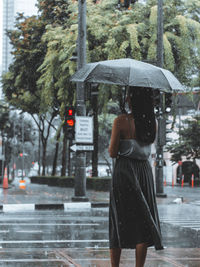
left=37, top=0, right=70, bottom=26
left=2, top=0, right=200, bottom=176
left=1, top=3, right=70, bottom=175
left=38, top=0, right=200, bottom=175
left=167, top=116, right=200, bottom=163
left=0, top=102, right=35, bottom=176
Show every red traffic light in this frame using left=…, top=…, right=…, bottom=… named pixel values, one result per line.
left=19, top=153, right=23, bottom=157
left=67, top=119, right=75, bottom=127
left=68, top=109, right=73, bottom=116
left=65, top=107, right=75, bottom=139
left=66, top=107, right=75, bottom=116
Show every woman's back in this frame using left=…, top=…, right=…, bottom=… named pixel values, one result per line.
left=109, top=113, right=136, bottom=158
left=119, top=113, right=136, bottom=140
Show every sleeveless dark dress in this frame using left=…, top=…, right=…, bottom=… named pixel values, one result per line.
left=109, top=139, right=163, bottom=250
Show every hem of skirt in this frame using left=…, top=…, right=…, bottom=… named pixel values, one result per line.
left=110, top=241, right=154, bottom=250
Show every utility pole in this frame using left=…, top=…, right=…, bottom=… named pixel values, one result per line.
left=157, top=0, right=163, bottom=68
left=38, top=118, right=41, bottom=176
left=156, top=0, right=167, bottom=197
left=21, top=114, right=25, bottom=180
left=72, top=0, right=88, bottom=201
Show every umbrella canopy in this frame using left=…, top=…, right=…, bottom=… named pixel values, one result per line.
left=70, top=58, right=184, bottom=92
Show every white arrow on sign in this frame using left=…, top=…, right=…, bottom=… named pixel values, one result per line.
left=70, top=144, right=94, bottom=152
left=70, top=144, right=77, bottom=152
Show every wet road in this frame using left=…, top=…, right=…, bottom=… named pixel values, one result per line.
left=0, top=208, right=107, bottom=266
left=0, top=181, right=200, bottom=265
left=0, top=207, right=199, bottom=266
left=0, top=208, right=108, bottom=248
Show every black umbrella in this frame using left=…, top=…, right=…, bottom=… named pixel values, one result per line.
left=71, top=58, right=184, bottom=92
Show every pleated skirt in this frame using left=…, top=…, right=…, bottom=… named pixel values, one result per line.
left=109, top=156, right=163, bottom=250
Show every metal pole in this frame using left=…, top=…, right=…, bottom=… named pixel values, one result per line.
left=22, top=115, right=24, bottom=180
left=12, top=120, right=16, bottom=180
left=38, top=117, right=41, bottom=176
left=1, top=133, right=4, bottom=182
left=156, top=0, right=166, bottom=197
left=157, top=0, right=163, bottom=68
left=72, top=0, right=88, bottom=201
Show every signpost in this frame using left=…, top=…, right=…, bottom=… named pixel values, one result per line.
left=72, top=0, right=88, bottom=202
left=156, top=0, right=167, bottom=198
left=72, top=112, right=94, bottom=201
left=70, top=144, right=94, bottom=152
left=75, top=116, right=93, bottom=144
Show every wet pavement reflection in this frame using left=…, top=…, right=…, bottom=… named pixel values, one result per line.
left=0, top=208, right=199, bottom=266
left=0, top=182, right=200, bottom=265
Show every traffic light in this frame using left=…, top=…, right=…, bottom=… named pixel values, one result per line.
left=153, top=89, right=161, bottom=116
left=164, top=93, right=172, bottom=113
left=65, top=107, right=75, bottom=139
left=165, top=119, right=173, bottom=144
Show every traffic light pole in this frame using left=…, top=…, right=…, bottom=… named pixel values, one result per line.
left=156, top=0, right=167, bottom=197
left=72, top=0, right=88, bottom=201
left=21, top=114, right=25, bottom=180
left=157, top=0, right=163, bottom=68
left=155, top=94, right=166, bottom=197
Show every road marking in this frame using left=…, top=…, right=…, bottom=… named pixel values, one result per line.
left=64, top=202, right=91, bottom=210
left=0, top=223, right=100, bottom=226
left=3, top=204, right=35, bottom=212
left=0, top=239, right=109, bottom=244
left=161, top=218, right=200, bottom=230
left=161, top=218, right=200, bottom=222
left=163, top=221, right=200, bottom=225
left=0, top=259, right=70, bottom=263
left=85, top=248, right=109, bottom=250
left=16, top=230, right=43, bottom=233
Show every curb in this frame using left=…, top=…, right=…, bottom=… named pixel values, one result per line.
left=0, top=202, right=109, bottom=212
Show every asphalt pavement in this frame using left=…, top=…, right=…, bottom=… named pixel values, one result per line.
left=0, top=178, right=200, bottom=266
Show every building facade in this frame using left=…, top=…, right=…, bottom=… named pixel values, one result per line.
left=2, top=0, right=15, bottom=73
left=2, top=0, right=37, bottom=73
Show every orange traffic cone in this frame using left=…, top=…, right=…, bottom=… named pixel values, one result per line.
left=181, top=174, right=184, bottom=187
left=3, top=167, right=8, bottom=189
left=172, top=177, right=174, bottom=188
left=19, top=179, right=26, bottom=190
left=191, top=174, right=194, bottom=188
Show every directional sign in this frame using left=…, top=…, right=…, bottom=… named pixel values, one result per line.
left=75, top=116, right=93, bottom=144
left=70, top=144, right=94, bottom=152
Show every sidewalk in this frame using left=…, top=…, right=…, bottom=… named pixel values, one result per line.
left=1, top=179, right=200, bottom=266
left=0, top=178, right=198, bottom=205
left=0, top=178, right=110, bottom=207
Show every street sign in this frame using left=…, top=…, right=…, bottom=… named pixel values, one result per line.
left=70, top=144, right=94, bottom=152
left=75, top=116, right=93, bottom=144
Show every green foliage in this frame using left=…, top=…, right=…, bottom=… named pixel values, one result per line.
left=37, top=0, right=70, bottom=26
left=0, top=102, right=35, bottom=168
left=2, top=0, right=200, bottom=171
left=167, top=116, right=200, bottom=162
left=2, top=14, right=46, bottom=114
left=2, top=0, right=200, bottom=116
